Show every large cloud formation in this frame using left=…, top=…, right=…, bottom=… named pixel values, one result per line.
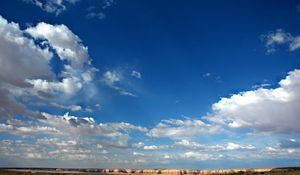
left=0, top=15, right=53, bottom=119
left=0, top=15, right=148, bottom=166
left=205, top=69, right=300, bottom=133
left=0, top=15, right=96, bottom=119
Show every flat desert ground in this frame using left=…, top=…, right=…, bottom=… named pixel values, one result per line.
left=1, top=168, right=300, bottom=175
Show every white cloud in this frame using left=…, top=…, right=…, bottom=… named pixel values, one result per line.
left=26, top=22, right=89, bottom=66
left=25, top=152, right=43, bottom=159
left=225, top=142, right=256, bottom=151
left=263, top=145, right=300, bottom=159
left=143, top=145, right=169, bottom=150
left=133, top=152, right=144, bottom=156
left=205, top=69, right=300, bottom=133
left=0, top=111, right=149, bottom=161
left=174, top=140, right=255, bottom=152
left=147, top=118, right=221, bottom=140
left=0, top=15, right=53, bottom=119
left=252, top=83, right=271, bottom=89
left=0, top=15, right=97, bottom=119
left=24, top=0, right=80, bottom=15
left=106, top=122, right=148, bottom=133
left=131, top=70, right=142, bottom=79
left=0, top=15, right=155, bottom=165
left=174, top=139, right=204, bottom=149
left=290, top=36, right=300, bottom=51
left=0, top=139, right=95, bottom=161
left=0, top=107, right=147, bottom=159
left=181, top=151, right=222, bottom=161
left=67, top=105, right=82, bottom=111
left=103, top=71, right=121, bottom=85
left=37, top=138, right=78, bottom=147
left=0, top=123, right=58, bottom=136
left=41, top=112, right=147, bottom=140
left=26, top=76, right=83, bottom=95
left=51, top=102, right=82, bottom=112
left=132, top=142, right=145, bottom=148
left=261, top=29, right=300, bottom=53
left=103, top=71, right=135, bottom=96
left=25, top=22, right=97, bottom=95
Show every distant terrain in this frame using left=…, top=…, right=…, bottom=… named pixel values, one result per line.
left=0, top=167, right=300, bottom=175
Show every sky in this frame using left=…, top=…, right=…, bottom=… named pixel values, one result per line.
left=0, top=0, right=300, bottom=169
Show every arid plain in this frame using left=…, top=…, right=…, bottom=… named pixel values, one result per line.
left=1, top=168, right=300, bottom=175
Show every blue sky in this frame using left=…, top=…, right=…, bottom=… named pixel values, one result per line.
left=0, top=0, right=300, bottom=169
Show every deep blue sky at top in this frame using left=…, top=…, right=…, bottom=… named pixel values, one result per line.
left=1, top=0, right=300, bottom=126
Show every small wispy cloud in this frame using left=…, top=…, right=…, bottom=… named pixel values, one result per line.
left=131, top=70, right=142, bottom=79
left=50, top=102, right=82, bottom=112
left=251, top=83, right=271, bottom=89
left=23, top=0, right=80, bottom=15
left=261, top=29, right=300, bottom=54
left=86, top=12, right=106, bottom=20
left=202, top=72, right=211, bottom=77
left=86, top=0, right=115, bottom=20
left=102, top=0, right=114, bottom=9
left=297, top=3, right=300, bottom=13
left=202, top=72, right=222, bottom=83
left=102, top=71, right=136, bottom=96
left=24, top=0, right=115, bottom=19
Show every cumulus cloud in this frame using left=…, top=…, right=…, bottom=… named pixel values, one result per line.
left=41, top=112, right=147, bottom=138
left=147, top=118, right=221, bottom=140
left=24, top=0, right=80, bottom=15
left=0, top=139, right=94, bottom=161
left=27, top=65, right=97, bottom=96
left=103, top=71, right=135, bottom=96
left=0, top=111, right=148, bottom=161
left=0, top=15, right=54, bottom=119
left=0, top=15, right=97, bottom=120
left=205, top=69, right=300, bottom=133
left=26, top=76, right=83, bottom=95
left=0, top=15, right=150, bottom=165
left=26, top=23, right=89, bottom=66
left=24, top=22, right=97, bottom=95
left=261, top=29, right=300, bottom=53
